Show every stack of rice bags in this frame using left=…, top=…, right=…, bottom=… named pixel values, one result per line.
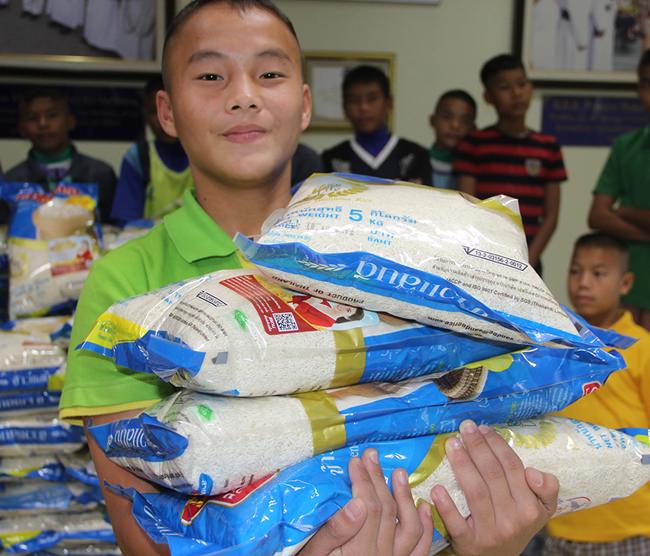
left=80, top=174, right=649, bottom=555
left=0, top=183, right=117, bottom=554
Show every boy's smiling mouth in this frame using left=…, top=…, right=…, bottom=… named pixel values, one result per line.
left=222, top=125, right=267, bottom=143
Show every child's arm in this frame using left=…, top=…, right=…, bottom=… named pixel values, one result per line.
left=528, top=182, right=560, bottom=267
left=457, top=175, right=477, bottom=195
left=615, top=206, right=650, bottom=234
left=588, top=193, right=650, bottom=242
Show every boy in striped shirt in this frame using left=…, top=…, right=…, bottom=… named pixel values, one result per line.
left=453, top=54, right=567, bottom=275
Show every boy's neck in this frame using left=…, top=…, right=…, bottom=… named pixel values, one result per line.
left=32, top=144, right=72, bottom=162
left=495, top=117, right=528, bottom=138
left=583, top=306, right=625, bottom=330
left=432, top=140, right=450, bottom=151
left=193, top=168, right=292, bottom=239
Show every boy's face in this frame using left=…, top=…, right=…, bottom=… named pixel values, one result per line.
left=144, top=93, right=176, bottom=143
left=19, top=96, right=75, bottom=155
left=484, top=68, right=532, bottom=120
left=568, top=246, right=633, bottom=324
left=157, top=4, right=311, bottom=188
left=637, top=64, right=650, bottom=112
left=343, top=81, right=391, bottom=134
left=430, top=97, right=475, bottom=150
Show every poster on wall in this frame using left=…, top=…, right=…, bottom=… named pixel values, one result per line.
left=516, top=0, right=646, bottom=85
left=0, top=0, right=172, bottom=73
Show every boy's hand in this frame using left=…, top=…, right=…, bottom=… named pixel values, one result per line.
left=299, top=449, right=433, bottom=556
left=431, top=421, right=559, bottom=556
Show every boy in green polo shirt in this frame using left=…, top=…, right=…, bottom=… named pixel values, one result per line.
left=59, top=2, right=559, bottom=555
left=588, top=49, right=650, bottom=330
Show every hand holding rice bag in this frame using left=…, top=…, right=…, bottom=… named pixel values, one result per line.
left=237, top=173, right=595, bottom=348
left=2, top=183, right=101, bottom=318
left=79, top=267, right=521, bottom=396
left=115, top=418, right=650, bottom=556
left=90, top=344, right=623, bottom=495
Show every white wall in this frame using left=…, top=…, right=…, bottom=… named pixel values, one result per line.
left=1, top=0, right=611, bottom=303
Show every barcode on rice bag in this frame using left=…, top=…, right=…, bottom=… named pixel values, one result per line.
left=273, top=312, right=299, bottom=332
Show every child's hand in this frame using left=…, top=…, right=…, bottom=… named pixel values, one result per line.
left=299, top=449, right=433, bottom=556
left=431, top=420, right=559, bottom=556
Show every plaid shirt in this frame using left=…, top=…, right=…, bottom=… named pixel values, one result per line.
left=544, top=536, right=650, bottom=556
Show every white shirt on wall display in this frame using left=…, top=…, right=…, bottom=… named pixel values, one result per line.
left=589, top=0, right=616, bottom=71
left=115, top=0, right=156, bottom=60
left=83, top=0, right=120, bottom=55
left=22, top=0, right=45, bottom=15
left=47, top=0, right=84, bottom=30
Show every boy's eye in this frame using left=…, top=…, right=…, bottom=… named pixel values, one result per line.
left=261, top=72, right=283, bottom=79
left=199, top=74, right=222, bottom=81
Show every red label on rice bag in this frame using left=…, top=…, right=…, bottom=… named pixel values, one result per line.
left=582, top=381, right=601, bottom=396
left=180, top=473, right=277, bottom=525
left=220, top=274, right=320, bottom=334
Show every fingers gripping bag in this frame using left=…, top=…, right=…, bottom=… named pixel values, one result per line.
left=0, top=511, right=116, bottom=554
left=90, top=344, right=624, bottom=495
left=113, top=418, right=650, bottom=556
left=2, top=183, right=101, bottom=319
left=79, top=267, right=522, bottom=396
left=236, top=173, right=597, bottom=349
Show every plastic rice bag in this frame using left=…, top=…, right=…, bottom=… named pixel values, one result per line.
left=2, top=183, right=101, bottom=318
left=0, top=455, right=65, bottom=482
left=115, top=418, right=650, bottom=556
left=0, top=479, right=102, bottom=515
left=91, top=345, right=624, bottom=495
left=0, top=389, right=62, bottom=417
left=0, top=415, right=85, bottom=457
left=0, top=511, right=115, bottom=554
left=79, top=267, right=525, bottom=396
left=237, top=173, right=596, bottom=349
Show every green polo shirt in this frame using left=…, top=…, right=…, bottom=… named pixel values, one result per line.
left=594, top=126, right=650, bottom=310
left=59, top=189, right=242, bottom=423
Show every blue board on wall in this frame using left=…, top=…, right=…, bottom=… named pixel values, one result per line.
left=542, top=95, right=649, bottom=147
left=0, top=83, right=144, bottom=141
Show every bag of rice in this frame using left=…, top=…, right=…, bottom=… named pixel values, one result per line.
left=2, top=182, right=101, bottom=318
left=236, top=173, right=596, bottom=348
left=0, top=511, right=115, bottom=554
left=0, top=389, right=61, bottom=418
left=102, top=219, right=154, bottom=252
left=114, top=418, right=650, bottom=556
left=0, top=455, right=65, bottom=482
left=0, top=415, right=85, bottom=457
left=36, top=543, right=122, bottom=556
left=79, top=267, right=527, bottom=396
left=58, top=452, right=99, bottom=487
left=90, top=345, right=623, bottom=495
left=0, top=479, right=101, bottom=515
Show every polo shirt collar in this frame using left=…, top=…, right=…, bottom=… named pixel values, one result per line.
left=164, top=189, right=236, bottom=262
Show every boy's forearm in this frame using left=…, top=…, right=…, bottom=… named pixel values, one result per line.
left=456, top=175, right=476, bottom=195
left=84, top=413, right=170, bottom=556
left=616, top=206, right=650, bottom=233
left=527, top=216, right=556, bottom=267
left=589, top=204, right=650, bottom=242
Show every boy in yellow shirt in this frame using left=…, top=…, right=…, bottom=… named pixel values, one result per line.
left=545, top=233, right=650, bottom=555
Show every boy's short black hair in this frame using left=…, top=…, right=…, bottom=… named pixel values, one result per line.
left=144, top=75, right=164, bottom=98
left=480, top=54, right=526, bottom=88
left=434, top=89, right=477, bottom=116
left=162, top=0, right=299, bottom=91
left=573, top=232, right=630, bottom=271
left=638, top=48, right=650, bottom=74
left=18, top=87, right=69, bottom=116
left=342, top=65, right=390, bottom=99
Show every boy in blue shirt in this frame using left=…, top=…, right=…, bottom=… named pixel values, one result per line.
left=111, top=76, right=193, bottom=224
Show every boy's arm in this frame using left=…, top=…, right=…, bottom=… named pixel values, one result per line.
left=588, top=193, right=650, bottom=242
left=528, top=182, right=560, bottom=268
left=615, top=206, right=650, bottom=233
left=406, top=149, right=433, bottom=186
left=456, top=175, right=477, bottom=195
left=85, top=411, right=170, bottom=556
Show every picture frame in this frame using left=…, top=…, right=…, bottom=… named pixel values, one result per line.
left=304, top=51, right=395, bottom=130
left=513, top=0, right=640, bottom=88
left=0, top=0, right=174, bottom=76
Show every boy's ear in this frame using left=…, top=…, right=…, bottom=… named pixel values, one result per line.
left=156, top=90, right=179, bottom=138
left=620, top=271, right=634, bottom=296
left=66, top=112, right=77, bottom=132
left=301, top=83, right=312, bottom=132
left=483, top=89, right=493, bottom=106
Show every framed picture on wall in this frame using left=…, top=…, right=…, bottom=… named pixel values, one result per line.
left=0, top=0, right=174, bottom=74
left=514, top=0, right=641, bottom=87
left=304, top=51, right=395, bottom=130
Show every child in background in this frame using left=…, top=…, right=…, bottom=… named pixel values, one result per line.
left=588, top=49, right=650, bottom=331
left=322, top=65, right=432, bottom=184
left=428, top=89, right=476, bottom=189
left=5, top=87, right=116, bottom=222
left=544, top=232, right=650, bottom=555
left=453, top=54, right=567, bottom=274
left=111, top=75, right=193, bottom=225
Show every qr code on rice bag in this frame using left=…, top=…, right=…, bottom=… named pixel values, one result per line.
left=273, top=312, right=299, bottom=332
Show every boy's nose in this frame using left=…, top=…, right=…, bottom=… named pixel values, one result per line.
left=226, top=77, right=262, bottom=113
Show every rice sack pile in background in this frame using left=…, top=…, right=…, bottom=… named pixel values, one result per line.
left=2, top=183, right=101, bottom=319
left=80, top=268, right=528, bottom=396
left=90, top=343, right=625, bottom=495
left=237, top=173, right=595, bottom=348
left=115, top=418, right=650, bottom=556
